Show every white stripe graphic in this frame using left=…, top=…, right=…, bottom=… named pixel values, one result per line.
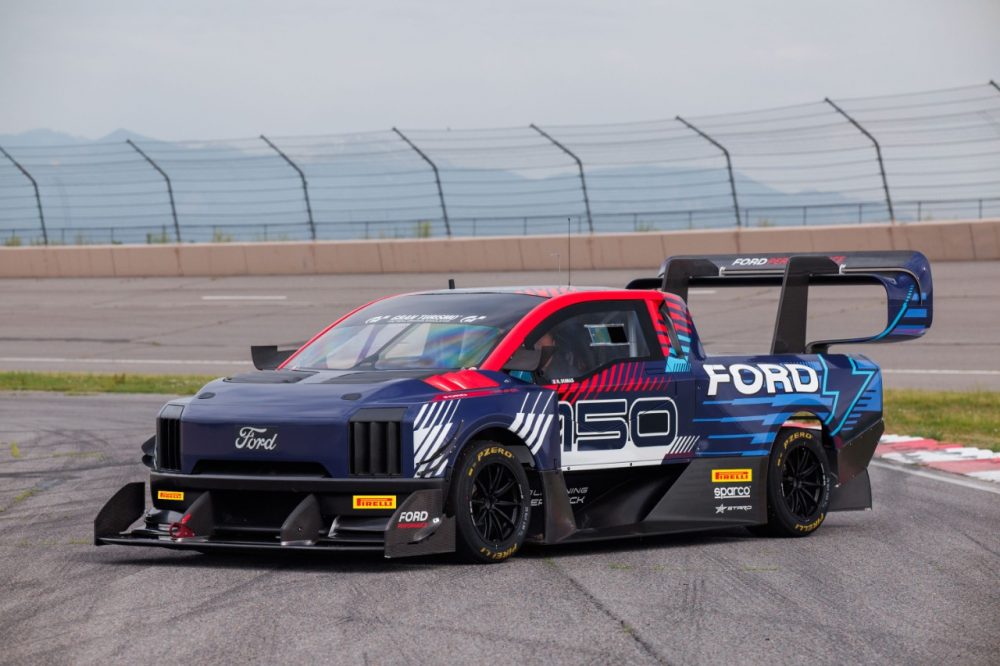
left=510, top=392, right=554, bottom=452
left=417, top=424, right=448, bottom=463
left=413, top=403, right=431, bottom=430
left=422, top=402, right=459, bottom=462
left=529, top=414, right=554, bottom=453
left=432, top=455, right=450, bottom=477
left=516, top=413, right=536, bottom=441
left=509, top=394, right=531, bottom=434
left=413, top=401, right=446, bottom=461
left=539, top=392, right=555, bottom=417
left=416, top=399, right=461, bottom=467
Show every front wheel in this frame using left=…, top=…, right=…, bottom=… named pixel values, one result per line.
left=450, top=440, right=531, bottom=563
left=752, top=427, right=831, bottom=538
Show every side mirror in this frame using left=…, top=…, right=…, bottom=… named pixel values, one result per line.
left=502, top=347, right=542, bottom=373
left=251, top=345, right=296, bottom=371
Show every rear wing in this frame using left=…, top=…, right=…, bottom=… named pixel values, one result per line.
left=626, top=251, right=932, bottom=354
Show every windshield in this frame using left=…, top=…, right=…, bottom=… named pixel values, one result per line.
left=288, top=292, right=543, bottom=371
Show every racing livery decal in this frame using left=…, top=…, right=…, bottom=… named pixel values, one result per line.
left=413, top=399, right=463, bottom=477
left=510, top=393, right=556, bottom=455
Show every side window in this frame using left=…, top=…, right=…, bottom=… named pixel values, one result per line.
left=527, top=303, right=656, bottom=382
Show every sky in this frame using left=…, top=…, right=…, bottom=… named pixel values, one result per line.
left=1, top=0, right=998, bottom=141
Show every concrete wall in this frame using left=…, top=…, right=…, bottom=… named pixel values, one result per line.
left=1, top=218, right=997, bottom=278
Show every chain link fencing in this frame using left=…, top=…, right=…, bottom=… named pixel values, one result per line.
left=1, top=83, right=999, bottom=245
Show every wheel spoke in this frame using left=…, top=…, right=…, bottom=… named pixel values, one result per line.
left=778, top=440, right=828, bottom=520
left=797, top=488, right=815, bottom=515
left=468, top=459, right=524, bottom=543
left=485, top=511, right=497, bottom=541
left=789, top=450, right=802, bottom=474
left=493, top=507, right=515, bottom=527
left=473, top=505, right=488, bottom=529
left=799, top=462, right=819, bottom=477
left=493, top=478, right=516, bottom=496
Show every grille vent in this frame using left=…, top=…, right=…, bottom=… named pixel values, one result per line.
left=349, top=420, right=402, bottom=476
left=156, top=405, right=183, bottom=472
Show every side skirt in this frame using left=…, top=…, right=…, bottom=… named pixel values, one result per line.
left=534, top=457, right=768, bottom=544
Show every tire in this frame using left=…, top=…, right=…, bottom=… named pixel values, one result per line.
left=449, top=440, right=531, bottom=563
left=752, top=427, right=831, bottom=538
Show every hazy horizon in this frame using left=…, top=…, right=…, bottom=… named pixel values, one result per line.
left=1, top=1, right=998, bottom=141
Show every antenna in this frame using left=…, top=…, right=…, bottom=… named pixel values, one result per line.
left=448, top=278, right=456, bottom=290
left=567, top=217, right=572, bottom=286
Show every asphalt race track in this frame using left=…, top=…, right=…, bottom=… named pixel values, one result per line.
left=1, top=392, right=998, bottom=664
left=0, top=260, right=999, bottom=390
left=1, top=260, right=999, bottom=663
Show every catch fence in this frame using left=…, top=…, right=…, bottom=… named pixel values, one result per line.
left=1, top=82, right=999, bottom=245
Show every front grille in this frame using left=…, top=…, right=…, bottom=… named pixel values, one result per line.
left=349, top=420, right=402, bottom=476
left=192, top=460, right=329, bottom=477
left=156, top=405, right=183, bottom=472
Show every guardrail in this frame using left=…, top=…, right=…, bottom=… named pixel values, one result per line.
left=1, top=218, right=996, bottom=279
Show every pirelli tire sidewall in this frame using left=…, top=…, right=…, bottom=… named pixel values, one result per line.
left=769, top=428, right=831, bottom=537
left=450, top=441, right=531, bottom=563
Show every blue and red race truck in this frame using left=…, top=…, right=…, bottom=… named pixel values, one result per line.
left=96, top=251, right=932, bottom=562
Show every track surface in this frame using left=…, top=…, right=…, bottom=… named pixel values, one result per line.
left=1, top=393, right=998, bottom=664
left=1, top=261, right=999, bottom=389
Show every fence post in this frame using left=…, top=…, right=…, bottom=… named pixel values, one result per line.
left=530, top=124, right=594, bottom=234
left=260, top=135, right=316, bottom=241
left=126, top=139, right=181, bottom=242
left=824, top=98, right=895, bottom=224
left=0, top=144, right=47, bottom=245
left=392, top=127, right=451, bottom=237
left=675, top=116, right=741, bottom=228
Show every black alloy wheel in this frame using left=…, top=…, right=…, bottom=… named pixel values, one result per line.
left=470, top=462, right=524, bottom=543
left=751, top=427, right=831, bottom=538
left=450, top=440, right=531, bottom=563
left=780, top=444, right=825, bottom=519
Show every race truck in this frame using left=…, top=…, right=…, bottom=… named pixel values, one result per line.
left=95, top=251, right=933, bottom=563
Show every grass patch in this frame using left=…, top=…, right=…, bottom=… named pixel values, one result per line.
left=0, top=371, right=216, bottom=395
left=884, top=389, right=1000, bottom=451
left=0, top=374, right=994, bottom=450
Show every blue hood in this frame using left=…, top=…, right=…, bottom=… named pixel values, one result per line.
left=175, top=370, right=439, bottom=476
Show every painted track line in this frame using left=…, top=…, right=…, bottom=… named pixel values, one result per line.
left=882, top=368, right=1000, bottom=376
left=201, top=295, right=287, bottom=301
left=0, top=357, right=250, bottom=366
left=870, top=459, right=1000, bottom=496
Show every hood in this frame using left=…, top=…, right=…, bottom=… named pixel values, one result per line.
left=172, top=369, right=441, bottom=477
left=183, top=369, right=440, bottom=423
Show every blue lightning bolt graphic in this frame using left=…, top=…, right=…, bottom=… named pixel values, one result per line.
left=827, top=357, right=877, bottom=436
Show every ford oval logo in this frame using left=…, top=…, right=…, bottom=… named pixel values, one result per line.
left=235, top=426, right=278, bottom=451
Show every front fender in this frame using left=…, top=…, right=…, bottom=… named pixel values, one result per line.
left=412, top=388, right=560, bottom=478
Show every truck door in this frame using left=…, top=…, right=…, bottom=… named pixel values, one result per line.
left=522, top=299, right=680, bottom=471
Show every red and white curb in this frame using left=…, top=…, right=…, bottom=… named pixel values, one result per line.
left=876, top=434, right=1000, bottom=483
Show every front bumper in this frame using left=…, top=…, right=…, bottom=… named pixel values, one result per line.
left=94, top=473, right=455, bottom=559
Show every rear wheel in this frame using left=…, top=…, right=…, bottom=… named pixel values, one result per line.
left=753, top=428, right=831, bottom=537
left=450, top=440, right=531, bottom=563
